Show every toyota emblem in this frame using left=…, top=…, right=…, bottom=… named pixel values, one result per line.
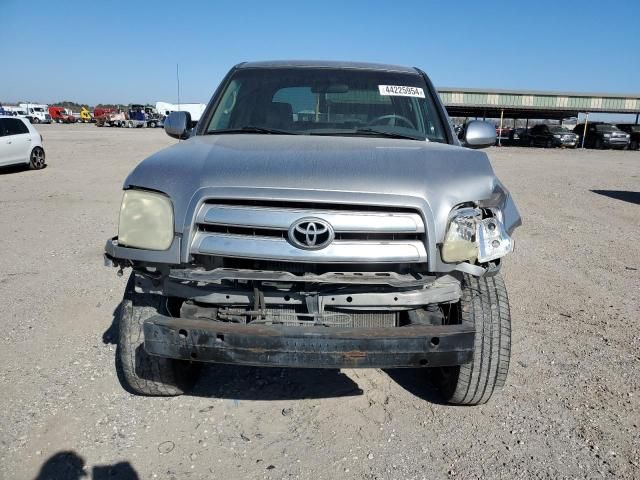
left=288, top=217, right=334, bottom=250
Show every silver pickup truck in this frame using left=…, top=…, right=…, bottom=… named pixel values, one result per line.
left=105, top=60, right=521, bottom=405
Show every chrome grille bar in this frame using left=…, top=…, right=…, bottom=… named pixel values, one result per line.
left=192, top=232, right=427, bottom=263
left=197, top=204, right=424, bottom=233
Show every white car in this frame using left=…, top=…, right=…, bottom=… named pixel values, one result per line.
left=0, top=116, right=46, bottom=169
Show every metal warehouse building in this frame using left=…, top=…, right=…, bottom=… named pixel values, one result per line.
left=438, top=87, right=640, bottom=122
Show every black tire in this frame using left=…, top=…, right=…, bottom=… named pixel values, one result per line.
left=630, top=140, right=638, bottom=151
left=528, top=138, right=535, bottom=147
left=116, top=273, right=200, bottom=396
left=29, top=147, right=46, bottom=170
left=148, top=121, right=156, bottom=128
left=595, top=138, right=603, bottom=149
left=434, top=273, right=511, bottom=405
left=33, top=117, right=40, bottom=124
left=545, top=139, right=553, bottom=148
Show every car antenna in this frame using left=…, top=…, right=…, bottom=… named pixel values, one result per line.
left=176, top=63, right=182, bottom=142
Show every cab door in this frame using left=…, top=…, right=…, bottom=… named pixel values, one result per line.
left=0, top=118, right=32, bottom=166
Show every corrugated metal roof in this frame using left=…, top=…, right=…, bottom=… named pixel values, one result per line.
left=438, top=87, right=640, bottom=100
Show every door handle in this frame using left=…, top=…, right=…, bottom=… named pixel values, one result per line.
left=27, top=138, right=32, bottom=141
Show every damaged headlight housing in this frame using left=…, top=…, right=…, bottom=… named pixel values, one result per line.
left=441, top=207, right=513, bottom=263
left=118, top=189, right=174, bottom=250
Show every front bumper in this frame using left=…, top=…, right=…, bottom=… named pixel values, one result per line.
left=604, top=139, right=630, bottom=148
left=143, top=315, right=474, bottom=368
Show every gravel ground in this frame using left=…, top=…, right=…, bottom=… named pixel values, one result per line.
left=0, top=123, right=638, bottom=480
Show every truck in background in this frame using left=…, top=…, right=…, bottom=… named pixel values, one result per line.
left=118, top=105, right=164, bottom=128
left=19, top=103, right=52, bottom=124
left=155, top=101, right=206, bottom=126
left=48, top=106, right=77, bottom=123
left=79, top=107, right=93, bottom=123
left=95, top=108, right=127, bottom=127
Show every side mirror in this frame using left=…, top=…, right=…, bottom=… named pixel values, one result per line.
left=461, top=120, right=496, bottom=149
left=164, top=111, right=192, bottom=139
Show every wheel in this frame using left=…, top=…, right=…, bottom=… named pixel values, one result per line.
left=33, top=117, right=40, bottom=124
left=29, top=147, right=46, bottom=170
left=128, top=121, right=134, bottom=128
left=148, top=121, right=156, bottom=128
left=630, top=140, right=638, bottom=150
left=116, top=273, right=200, bottom=396
left=595, top=138, right=603, bottom=149
left=433, top=273, right=511, bottom=405
left=545, top=139, right=553, bottom=148
left=528, top=138, right=535, bottom=147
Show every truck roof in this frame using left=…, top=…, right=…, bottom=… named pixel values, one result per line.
left=237, top=60, right=420, bottom=74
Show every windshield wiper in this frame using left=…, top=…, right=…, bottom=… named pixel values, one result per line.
left=206, top=126, right=298, bottom=135
left=353, top=127, right=424, bottom=140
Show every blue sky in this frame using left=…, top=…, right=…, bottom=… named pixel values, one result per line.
left=1, top=0, right=639, bottom=105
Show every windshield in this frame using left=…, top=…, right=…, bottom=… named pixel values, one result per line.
left=34, top=107, right=44, bottom=112
left=548, top=126, right=570, bottom=133
left=595, top=124, right=618, bottom=132
left=205, top=68, right=447, bottom=142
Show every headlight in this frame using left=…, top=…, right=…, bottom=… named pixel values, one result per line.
left=554, top=134, right=561, bottom=138
left=441, top=207, right=513, bottom=263
left=118, top=189, right=174, bottom=250
left=603, top=133, right=611, bottom=138
left=441, top=208, right=479, bottom=263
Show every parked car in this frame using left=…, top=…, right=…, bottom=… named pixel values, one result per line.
left=615, top=124, right=640, bottom=150
left=495, top=126, right=512, bottom=145
left=104, top=60, right=521, bottom=405
left=508, top=127, right=528, bottom=146
left=0, top=106, right=30, bottom=119
left=0, top=116, right=46, bottom=169
left=573, top=122, right=630, bottom=149
left=524, top=124, right=578, bottom=148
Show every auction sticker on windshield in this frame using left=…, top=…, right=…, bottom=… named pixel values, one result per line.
left=378, top=85, right=425, bottom=98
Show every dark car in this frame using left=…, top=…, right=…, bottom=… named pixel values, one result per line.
left=524, top=124, right=578, bottom=148
left=573, top=122, right=630, bottom=149
left=615, top=124, right=640, bottom=150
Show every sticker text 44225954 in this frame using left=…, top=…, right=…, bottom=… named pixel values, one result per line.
left=378, top=85, right=425, bottom=98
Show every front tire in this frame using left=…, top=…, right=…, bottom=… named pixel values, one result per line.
left=434, top=273, right=511, bottom=405
left=117, top=273, right=200, bottom=396
left=29, top=147, right=46, bottom=170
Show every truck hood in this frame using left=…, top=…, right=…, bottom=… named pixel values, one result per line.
left=124, top=134, right=520, bottom=244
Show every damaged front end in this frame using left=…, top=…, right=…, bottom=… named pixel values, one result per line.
left=128, top=264, right=473, bottom=368
left=105, top=192, right=518, bottom=370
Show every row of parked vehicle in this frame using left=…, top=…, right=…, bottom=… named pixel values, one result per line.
left=94, top=105, right=165, bottom=129
left=0, top=102, right=207, bottom=129
left=494, top=122, right=639, bottom=150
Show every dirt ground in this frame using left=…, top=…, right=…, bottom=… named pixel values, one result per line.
left=0, top=123, right=638, bottom=480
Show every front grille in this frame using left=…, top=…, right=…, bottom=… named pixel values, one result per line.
left=198, top=223, right=421, bottom=241
left=190, top=200, right=428, bottom=264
